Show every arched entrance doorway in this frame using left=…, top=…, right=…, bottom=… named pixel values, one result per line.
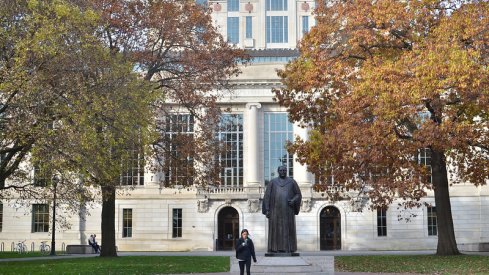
left=320, top=206, right=341, bottom=250
left=217, top=207, right=239, bottom=251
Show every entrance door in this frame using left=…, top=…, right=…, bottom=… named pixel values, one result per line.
left=217, top=207, right=239, bottom=250
left=320, top=206, right=341, bottom=250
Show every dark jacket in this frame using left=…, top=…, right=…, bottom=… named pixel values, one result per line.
left=235, top=238, right=256, bottom=262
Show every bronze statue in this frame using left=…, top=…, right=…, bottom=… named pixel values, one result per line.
left=262, top=165, right=302, bottom=253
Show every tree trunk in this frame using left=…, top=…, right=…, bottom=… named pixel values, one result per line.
left=100, top=184, right=117, bottom=257
left=431, top=149, right=460, bottom=256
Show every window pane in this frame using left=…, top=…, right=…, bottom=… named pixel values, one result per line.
left=196, top=0, right=207, bottom=6
left=33, top=165, right=49, bottom=187
left=172, top=208, right=182, bottom=238
left=428, top=206, right=437, bottom=236
left=245, top=16, right=252, bottom=39
left=266, top=16, right=288, bottom=43
left=264, top=113, right=293, bottom=186
left=302, top=16, right=309, bottom=34
left=284, top=16, right=288, bottom=42
left=121, top=144, right=144, bottom=186
left=217, top=114, right=243, bottom=187
left=228, top=0, right=239, bottom=11
left=161, top=114, right=195, bottom=186
left=123, top=208, right=133, bottom=238
left=377, top=208, right=387, bottom=237
left=227, top=17, right=239, bottom=44
left=418, top=148, right=432, bottom=183
left=266, top=17, right=270, bottom=43
left=272, top=16, right=282, bottom=43
left=32, top=204, right=49, bottom=233
left=266, top=0, right=287, bottom=11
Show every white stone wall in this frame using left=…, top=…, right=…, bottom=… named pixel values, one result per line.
left=0, top=200, right=100, bottom=252
left=210, top=0, right=316, bottom=50
left=1, top=185, right=489, bottom=252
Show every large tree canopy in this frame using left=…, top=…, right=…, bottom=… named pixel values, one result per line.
left=276, top=0, right=489, bottom=255
left=0, top=0, right=156, bottom=256
left=0, top=0, right=117, bottom=196
left=90, top=0, right=247, bottom=186
left=1, top=0, right=245, bottom=258
left=85, top=0, right=246, bottom=256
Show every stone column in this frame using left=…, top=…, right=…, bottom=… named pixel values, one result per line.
left=246, top=103, right=262, bottom=187
left=193, top=108, right=210, bottom=187
left=293, top=123, right=312, bottom=187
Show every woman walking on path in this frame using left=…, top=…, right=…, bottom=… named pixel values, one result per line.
left=235, top=229, right=257, bottom=275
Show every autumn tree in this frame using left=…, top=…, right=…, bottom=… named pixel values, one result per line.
left=1, top=0, right=156, bottom=256
left=0, top=0, right=58, bottom=195
left=92, top=0, right=245, bottom=181
left=85, top=0, right=246, bottom=256
left=0, top=0, right=108, bottom=201
left=44, top=54, right=155, bottom=257
left=276, top=0, right=489, bottom=255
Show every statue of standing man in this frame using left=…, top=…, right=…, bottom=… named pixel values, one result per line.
left=262, top=165, right=302, bottom=253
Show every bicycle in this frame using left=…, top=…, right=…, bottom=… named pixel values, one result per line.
left=39, top=241, right=50, bottom=255
left=14, top=240, right=27, bottom=254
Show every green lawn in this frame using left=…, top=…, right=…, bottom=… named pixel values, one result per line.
left=2, top=254, right=488, bottom=274
left=0, top=256, right=229, bottom=274
left=335, top=255, right=489, bottom=274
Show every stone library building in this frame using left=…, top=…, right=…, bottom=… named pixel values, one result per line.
left=1, top=0, right=488, bottom=253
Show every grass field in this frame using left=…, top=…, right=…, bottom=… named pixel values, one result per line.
left=1, top=253, right=488, bottom=274
left=335, top=255, right=489, bottom=274
left=0, top=256, right=229, bottom=274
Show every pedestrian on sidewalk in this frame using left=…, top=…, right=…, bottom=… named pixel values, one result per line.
left=235, top=229, right=257, bottom=275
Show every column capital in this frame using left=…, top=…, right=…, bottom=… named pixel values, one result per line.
left=246, top=102, right=262, bottom=110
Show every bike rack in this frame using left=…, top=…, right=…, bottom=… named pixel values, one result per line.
left=61, top=242, right=66, bottom=253
left=0, top=242, right=4, bottom=252
left=10, top=242, right=14, bottom=252
left=31, top=242, right=35, bottom=252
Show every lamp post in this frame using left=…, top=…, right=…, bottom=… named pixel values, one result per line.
left=50, top=175, right=59, bottom=256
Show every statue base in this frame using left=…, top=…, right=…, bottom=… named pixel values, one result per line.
left=265, top=252, right=300, bottom=257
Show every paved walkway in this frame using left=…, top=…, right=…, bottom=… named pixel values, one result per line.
left=1, top=250, right=488, bottom=274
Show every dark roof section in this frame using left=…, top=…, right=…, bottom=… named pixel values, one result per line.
left=245, top=48, right=299, bottom=58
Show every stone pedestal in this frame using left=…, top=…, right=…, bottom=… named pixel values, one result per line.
left=265, top=252, right=300, bottom=257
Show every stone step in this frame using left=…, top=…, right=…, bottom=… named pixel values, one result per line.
left=230, top=255, right=334, bottom=275
left=249, top=273, right=328, bottom=275
left=251, top=265, right=323, bottom=273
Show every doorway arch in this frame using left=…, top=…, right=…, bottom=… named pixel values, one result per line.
left=320, top=206, right=341, bottom=250
left=216, top=207, right=239, bottom=250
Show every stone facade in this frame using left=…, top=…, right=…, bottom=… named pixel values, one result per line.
left=1, top=0, right=488, bottom=253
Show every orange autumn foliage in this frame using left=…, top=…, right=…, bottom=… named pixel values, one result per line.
left=277, top=0, right=489, bottom=255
